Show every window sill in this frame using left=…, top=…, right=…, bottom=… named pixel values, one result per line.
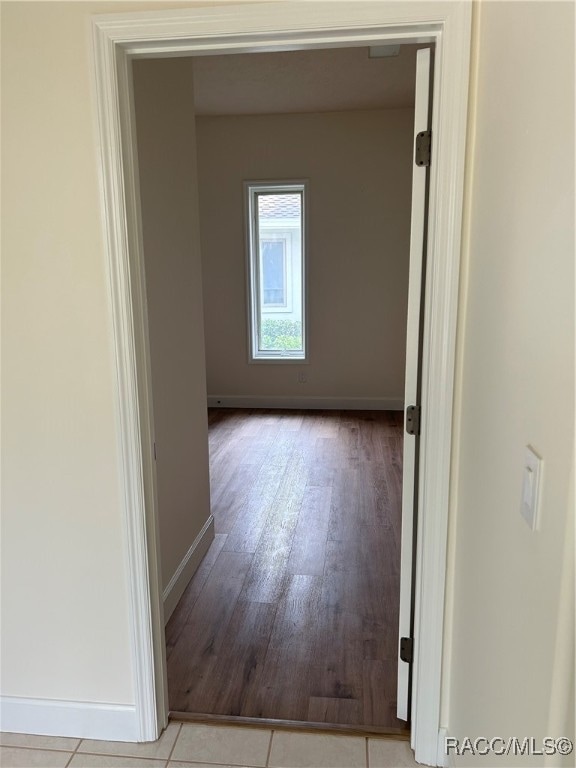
left=249, top=355, right=307, bottom=364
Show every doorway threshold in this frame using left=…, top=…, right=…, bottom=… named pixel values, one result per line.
left=169, top=711, right=410, bottom=739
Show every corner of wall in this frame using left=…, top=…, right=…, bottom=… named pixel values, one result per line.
left=439, top=0, right=482, bottom=731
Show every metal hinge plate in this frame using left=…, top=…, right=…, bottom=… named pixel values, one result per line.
left=415, top=130, right=431, bottom=167
left=400, top=637, right=414, bottom=664
left=406, top=405, right=421, bottom=436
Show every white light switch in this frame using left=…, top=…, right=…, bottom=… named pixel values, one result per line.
left=521, top=446, right=542, bottom=530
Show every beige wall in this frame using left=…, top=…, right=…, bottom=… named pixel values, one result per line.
left=132, top=58, right=212, bottom=594
left=0, top=0, right=144, bottom=706
left=196, top=109, right=414, bottom=403
left=446, top=2, right=575, bottom=764
left=0, top=0, right=211, bottom=710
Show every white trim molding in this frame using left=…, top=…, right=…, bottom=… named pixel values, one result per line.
left=207, top=396, right=404, bottom=411
left=437, top=727, right=450, bottom=768
left=91, top=20, right=165, bottom=744
left=0, top=697, right=138, bottom=742
left=163, top=516, right=215, bottom=623
left=91, top=3, right=471, bottom=761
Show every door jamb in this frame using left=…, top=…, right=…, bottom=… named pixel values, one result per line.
left=90, top=4, right=471, bottom=765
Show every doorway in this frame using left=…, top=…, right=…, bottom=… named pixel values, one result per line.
left=91, top=4, right=471, bottom=764
left=133, top=41, right=422, bottom=730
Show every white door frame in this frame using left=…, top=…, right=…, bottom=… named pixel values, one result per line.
left=91, top=4, right=471, bottom=765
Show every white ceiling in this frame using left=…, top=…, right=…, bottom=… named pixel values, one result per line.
left=192, top=45, right=422, bottom=116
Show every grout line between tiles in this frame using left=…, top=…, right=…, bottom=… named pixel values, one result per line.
left=0, top=744, right=75, bottom=764
left=169, top=762, right=265, bottom=767
left=265, top=728, right=274, bottom=768
left=64, top=739, right=79, bottom=768
left=0, top=743, right=81, bottom=755
left=166, top=722, right=183, bottom=765
left=365, top=735, right=370, bottom=768
left=72, top=751, right=171, bottom=761
left=72, top=736, right=82, bottom=762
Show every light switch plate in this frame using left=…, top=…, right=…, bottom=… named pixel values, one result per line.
left=521, top=445, right=542, bottom=530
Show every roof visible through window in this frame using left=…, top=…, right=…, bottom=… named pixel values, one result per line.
left=258, top=194, right=301, bottom=219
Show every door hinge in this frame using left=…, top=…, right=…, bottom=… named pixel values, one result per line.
left=406, top=405, right=421, bottom=436
left=415, top=130, right=431, bottom=167
left=400, top=637, right=414, bottom=664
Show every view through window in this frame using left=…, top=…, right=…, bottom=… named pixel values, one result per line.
left=246, top=182, right=307, bottom=360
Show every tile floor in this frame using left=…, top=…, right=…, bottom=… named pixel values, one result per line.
left=0, top=723, right=418, bottom=767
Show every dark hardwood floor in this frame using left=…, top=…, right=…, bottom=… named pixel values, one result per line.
left=166, top=409, right=408, bottom=731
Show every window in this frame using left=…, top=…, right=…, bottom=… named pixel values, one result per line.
left=246, top=182, right=307, bottom=361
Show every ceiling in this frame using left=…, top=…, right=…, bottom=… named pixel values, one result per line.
left=192, top=45, right=422, bottom=116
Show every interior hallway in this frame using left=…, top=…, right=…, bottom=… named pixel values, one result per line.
left=166, top=410, right=408, bottom=731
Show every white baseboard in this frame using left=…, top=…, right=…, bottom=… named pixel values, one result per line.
left=207, top=395, right=404, bottom=411
left=0, top=696, right=138, bottom=741
left=162, top=515, right=215, bottom=623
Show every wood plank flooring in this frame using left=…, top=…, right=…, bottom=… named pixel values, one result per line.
left=166, top=409, right=408, bottom=730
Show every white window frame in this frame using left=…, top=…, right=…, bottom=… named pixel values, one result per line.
left=245, top=181, right=308, bottom=362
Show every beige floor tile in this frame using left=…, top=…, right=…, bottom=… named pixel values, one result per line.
left=0, top=733, right=81, bottom=751
left=0, top=746, right=72, bottom=767
left=69, top=754, right=166, bottom=768
left=367, top=739, right=417, bottom=767
left=268, top=732, right=366, bottom=768
left=168, top=763, right=236, bottom=768
left=77, top=722, right=180, bottom=759
left=171, top=724, right=271, bottom=767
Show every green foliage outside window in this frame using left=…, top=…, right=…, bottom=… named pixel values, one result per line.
left=260, top=318, right=303, bottom=351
